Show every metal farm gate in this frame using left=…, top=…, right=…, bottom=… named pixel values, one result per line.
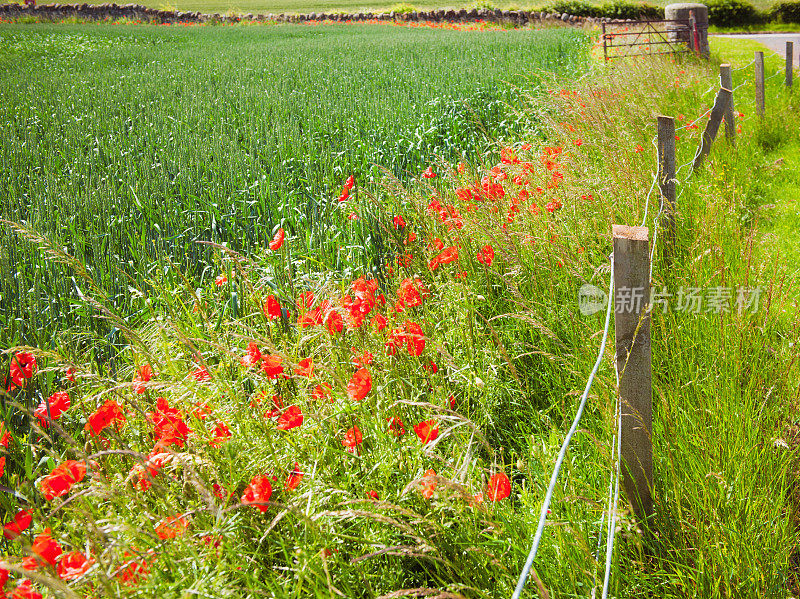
left=601, top=18, right=700, bottom=60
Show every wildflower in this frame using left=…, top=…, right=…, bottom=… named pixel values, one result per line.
left=476, top=245, right=494, bottom=266
left=372, top=313, right=388, bottom=331
left=263, top=394, right=284, bottom=419
left=40, top=460, right=87, bottom=501
left=9, top=352, right=37, bottom=388
left=192, top=366, right=211, bottom=382
left=263, top=295, right=282, bottom=320
left=423, top=360, right=438, bottom=373
left=397, top=277, right=429, bottom=308
left=342, top=426, right=363, bottom=453
left=269, top=228, right=285, bottom=251
left=277, top=406, right=303, bottom=430
left=285, top=462, right=304, bottom=491
left=545, top=199, right=562, bottom=213
left=573, top=139, right=583, bottom=146
left=215, top=274, right=228, bottom=286
left=387, top=416, right=405, bottom=437
left=241, top=342, right=262, bottom=368
left=457, top=161, right=467, bottom=173
left=345, top=175, right=355, bottom=189
left=405, top=321, right=425, bottom=356
left=241, top=475, right=273, bottom=512
left=149, top=397, right=191, bottom=448
left=132, top=364, right=153, bottom=394
left=3, top=509, right=32, bottom=540
left=393, top=215, right=406, bottom=229
left=419, top=469, right=437, bottom=498
left=11, top=580, right=42, bottom=599
left=24, top=531, right=62, bottom=568
left=294, top=358, right=314, bottom=378
left=485, top=472, right=511, bottom=501
left=85, top=399, right=126, bottom=437
left=57, top=551, right=93, bottom=581
left=634, top=144, right=644, bottom=153
left=312, top=383, right=333, bottom=402
left=260, top=355, right=285, bottom=379
left=422, top=166, right=436, bottom=178
left=429, top=246, right=458, bottom=270
left=351, top=350, right=373, bottom=368
left=209, top=421, right=231, bottom=447
left=155, top=515, right=188, bottom=540
left=326, top=310, right=344, bottom=334
left=338, top=188, right=350, bottom=202
left=367, top=490, right=379, bottom=500
left=33, top=391, right=70, bottom=427
left=347, top=368, right=372, bottom=402
left=117, top=551, right=150, bottom=585
left=414, top=420, right=439, bottom=445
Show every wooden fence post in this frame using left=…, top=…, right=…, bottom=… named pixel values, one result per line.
left=787, top=41, right=794, bottom=87
left=719, top=64, right=736, bottom=142
left=755, top=51, right=765, bottom=117
left=657, top=116, right=676, bottom=247
left=613, top=225, right=653, bottom=526
left=692, top=87, right=732, bottom=172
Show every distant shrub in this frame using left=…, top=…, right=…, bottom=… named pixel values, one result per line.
left=599, top=0, right=661, bottom=19
left=390, top=3, right=417, bottom=13
left=547, top=0, right=661, bottom=19
left=706, top=0, right=763, bottom=26
left=770, top=0, right=800, bottom=23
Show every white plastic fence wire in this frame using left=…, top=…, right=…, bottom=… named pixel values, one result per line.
left=511, top=262, right=615, bottom=599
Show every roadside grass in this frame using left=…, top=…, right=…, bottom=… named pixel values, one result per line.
left=1, top=34, right=800, bottom=598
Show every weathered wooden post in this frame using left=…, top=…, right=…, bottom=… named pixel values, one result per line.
left=657, top=116, right=677, bottom=248
left=755, top=51, right=765, bottom=117
left=719, top=64, right=736, bottom=142
left=613, top=225, right=653, bottom=525
left=787, top=41, right=794, bottom=87
left=692, top=86, right=732, bottom=172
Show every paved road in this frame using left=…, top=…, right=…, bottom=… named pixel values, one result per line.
left=713, top=33, right=800, bottom=57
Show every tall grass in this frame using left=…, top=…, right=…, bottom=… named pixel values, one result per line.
left=0, top=22, right=589, bottom=348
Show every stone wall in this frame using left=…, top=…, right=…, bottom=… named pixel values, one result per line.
left=0, top=3, right=629, bottom=25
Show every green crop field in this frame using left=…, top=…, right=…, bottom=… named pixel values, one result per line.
left=0, top=22, right=589, bottom=347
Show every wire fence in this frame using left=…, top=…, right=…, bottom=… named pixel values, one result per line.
left=512, top=46, right=791, bottom=598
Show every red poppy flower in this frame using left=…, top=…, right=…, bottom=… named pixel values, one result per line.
left=192, top=366, right=211, bottom=382
left=342, top=426, right=363, bottom=453
left=241, top=475, right=273, bottom=512
left=209, top=421, right=232, bottom=448
left=429, top=246, right=458, bottom=270
left=11, top=579, right=42, bottom=599
left=264, top=295, right=282, bottom=320
left=419, top=469, right=437, bottom=498
left=0, top=456, right=4, bottom=478
left=9, top=352, right=37, bottom=388
left=33, top=391, right=70, bottom=427
left=0, top=567, right=7, bottom=588
left=367, top=490, right=379, bottom=500
left=261, top=355, right=284, bottom=379
left=241, top=342, right=262, bottom=368
left=485, top=472, right=511, bottom=501
left=387, top=416, right=405, bottom=437
left=132, top=364, right=152, bottom=394
left=351, top=350, right=373, bottom=368
left=312, top=383, right=333, bottom=402
left=215, top=274, right=228, bottom=286
left=1, top=428, right=12, bottom=448
left=344, top=175, right=355, bottom=189
left=85, top=399, right=126, bottom=437
left=269, top=228, right=285, bottom=251
left=57, top=551, right=93, bottom=581
left=476, top=245, right=494, bottom=266
left=338, top=188, right=350, bottom=202
left=30, top=532, right=62, bottom=567
left=277, top=405, right=303, bottom=430
left=393, top=215, right=406, bottom=229
left=117, top=551, right=150, bottom=585
left=263, top=394, right=284, bottom=419
left=3, top=509, right=32, bottom=540
left=404, top=321, right=425, bottom=356
left=397, top=277, right=429, bottom=308
left=41, top=460, right=87, bottom=501
left=423, top=360, right=438, bottom=374
left=414, top=420, right=439, bottom=445
left=347, top=368, right=372, bottom=402
left=284, top=462, right=304, bottom=492
left=422, top=166, right=436, bottom=178
left=326, top=310, right=344, bottom=334
left=294, top=358, right=314, bottom=378
left=372, top=313, right=388, bottom=331
left=545, top=199, right=562, bottom=213
left=155, top=515, right=188, bottom=539
left=298, top=307, right=324, bottom=328
left=149, top=397, right=191, bottom=448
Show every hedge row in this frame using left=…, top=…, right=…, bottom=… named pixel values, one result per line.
left=547, top=0, right=800, bottom=25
